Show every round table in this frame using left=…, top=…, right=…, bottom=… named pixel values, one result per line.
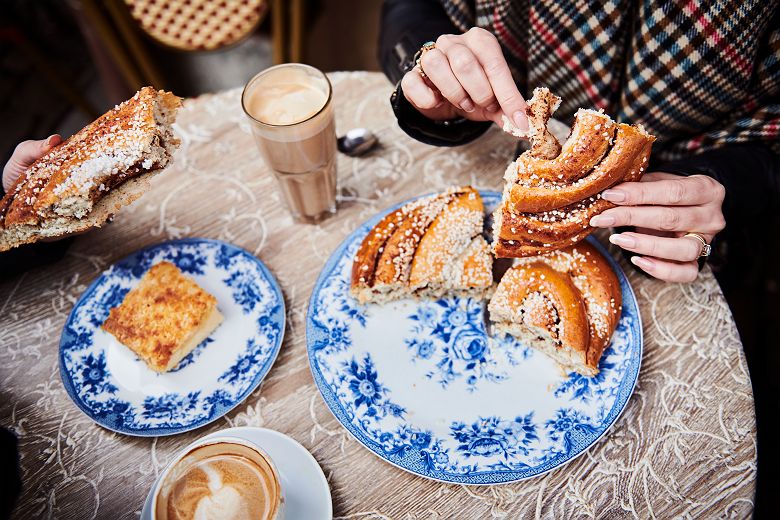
left=0, top=72, right=756, bottom=519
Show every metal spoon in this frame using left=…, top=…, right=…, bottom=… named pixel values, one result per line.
left=337, top=128, right=378, bottom=157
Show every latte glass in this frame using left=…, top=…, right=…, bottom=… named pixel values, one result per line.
left=152, top=436, right=285, bottom=520
left=241, top=63, right=337, bottom=224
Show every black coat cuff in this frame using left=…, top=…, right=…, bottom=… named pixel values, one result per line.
left=391, top=82, right=491, bottom=147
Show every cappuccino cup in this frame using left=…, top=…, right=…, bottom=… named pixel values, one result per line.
left=152, top=436, right=285, bottom=520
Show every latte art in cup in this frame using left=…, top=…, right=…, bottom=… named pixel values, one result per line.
left=154, top=439, right=283, bottom=520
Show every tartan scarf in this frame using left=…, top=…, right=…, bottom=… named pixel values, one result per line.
left=439, top=0, right=780, bottom=161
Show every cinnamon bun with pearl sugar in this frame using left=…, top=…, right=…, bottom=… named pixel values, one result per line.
left=489, top=241, right=622, bottom=376
left=350, top=186, right=493, bottom=304
left=494, top=87, right=655, bottom=257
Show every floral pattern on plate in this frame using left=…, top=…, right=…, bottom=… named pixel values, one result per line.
left=307, top=191, right=642, bottom=484
left=60, top=238, right=285, bottom=436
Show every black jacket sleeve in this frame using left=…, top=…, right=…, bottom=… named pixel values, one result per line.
left=379, top=0, right=490, bottom=147
left=0, top=428, right=21, bottom=519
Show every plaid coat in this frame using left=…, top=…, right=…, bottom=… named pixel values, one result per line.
left=439, top=0, right=780, bottom=161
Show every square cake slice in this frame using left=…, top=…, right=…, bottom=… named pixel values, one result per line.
left=102, top=261, right=223, bottom=373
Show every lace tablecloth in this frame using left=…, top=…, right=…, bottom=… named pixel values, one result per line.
left=0, top=72, right=756, bottom=519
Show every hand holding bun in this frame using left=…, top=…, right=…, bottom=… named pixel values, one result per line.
left=493, top=87, right=656, bottom=258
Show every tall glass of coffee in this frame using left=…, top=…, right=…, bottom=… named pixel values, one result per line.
left=242, top=63, right=337, bottom=223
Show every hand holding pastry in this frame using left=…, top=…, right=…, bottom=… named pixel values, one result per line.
left=592, top=172, right=726, bottom=282
left=401, top=28, right=529, bottom=129
left=2, top=135, right=62, bottom=192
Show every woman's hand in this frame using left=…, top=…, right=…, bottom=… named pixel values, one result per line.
left=2, top=135, right=62, bottom=192
left=401, top=28, right=529, bottom=130
left=590, top=172, right=726, bottom=282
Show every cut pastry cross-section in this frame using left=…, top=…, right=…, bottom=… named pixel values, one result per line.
left=351, top=186, right=493, bottom=304
left=488, top=241, right=622, bottom=376
left=0, top=87, right=182, bottom=252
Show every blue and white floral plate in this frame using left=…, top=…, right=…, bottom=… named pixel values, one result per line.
left=306, top=191, right=642, bottom=485
left=60, top=238, right=285, bottom=436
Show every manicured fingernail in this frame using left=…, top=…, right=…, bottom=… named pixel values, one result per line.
left=486, top=102, right=499, bottom=113
left=609, top=234, right=635, bottom=248
left=512, top=110, right=529, bottom=132
left=45, top=135, right=57, bottom=146
left=631, top=256, right=654, bottom=270
left=460, top=99, right=475, bottom=112
left=602, top=189, right=626, bottom=202
left=589, top=215, right=615, bottom=227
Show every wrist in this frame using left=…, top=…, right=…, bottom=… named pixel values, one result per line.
left=391, top=82, right=491, bottom=147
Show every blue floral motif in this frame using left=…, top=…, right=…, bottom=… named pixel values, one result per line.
left=334, top=278, right=367, bottom=327
left=88, top=397, right=135, bottom=426
left=451, top=414, right=538, bottom=461
left=450, top=328, right=488, bottom=362
left=317, top=318, right=351, bottom=353
left=89, top=284, right=130, bottom=326
left=219, top=338, right=267, bottom=386
left=215, top=244, right=241, bottom=269
left=404, top=298, right=522, bottom=391
left=65, top=324, right=94, bottom=352
left=554, top=357, right=616, bottom=402
left=258, top=308, right=282, bottom=336
left=340, top=354, right=408, bottom=421
left=405, top=338, right=435, bottom=359
left=545, top=408, right=599, bottom=455
left=204, top=389, right=233, bottom=409
left=142, top=391, right=201, bottom=421
left=168, top=249, right=207, bottom=275
left=224, top=269, right=263, bottom=313
left=345, top=355, right=384, bottom=409
left=128, top=250, right=156, bottom=278
left=409, top=304, right=437, bottom=328
left=78, top=352, right=117, bottom=395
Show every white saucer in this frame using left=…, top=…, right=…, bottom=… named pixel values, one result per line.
left=141, top=427, right=332, bottom=519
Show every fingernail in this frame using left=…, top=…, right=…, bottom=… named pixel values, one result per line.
left=512, top=110, right=529, bottom=132
left=609, top=234, right=635, bottom=248
left=460, top=99, right=475, bottom=112
left=602, top=189, right=626, bottom=202
left=486, top=102, right=499, bottom=113
left=45, top=135, right=57, bottom=146
left=589, top=215, right=615, bottom=227
left=631, top=256, right=654, bottom=270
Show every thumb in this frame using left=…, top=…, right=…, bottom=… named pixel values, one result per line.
left=2, top=134, right=62, bottom=192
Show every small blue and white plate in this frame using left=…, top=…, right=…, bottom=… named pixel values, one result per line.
left=307, top=191, right=642, bottom=485
left=60, top=238, right=285, bottom=436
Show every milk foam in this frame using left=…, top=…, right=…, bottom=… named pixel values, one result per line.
left=156, top=443, right=280, bottom=520
left=247, top=83, right=327, bottom=126
left=188, top=459, right=272, bottom=520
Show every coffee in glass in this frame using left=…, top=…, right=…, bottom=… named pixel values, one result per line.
left=242, top=63, right=337, bottom=224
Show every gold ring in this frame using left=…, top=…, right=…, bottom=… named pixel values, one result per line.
left=413, top=41, right=436, bottom=79
left=684, top=233, right=711, bottom=257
